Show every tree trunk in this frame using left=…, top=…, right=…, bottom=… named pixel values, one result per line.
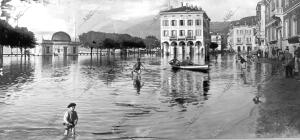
left=90, top=47, right=93, bottom=56
left=0, top=45, right=3, bottom=57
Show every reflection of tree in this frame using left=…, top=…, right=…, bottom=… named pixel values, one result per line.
left=0, top=57, right=34, bottom=90
left=80, top=56, right=124, bottom=85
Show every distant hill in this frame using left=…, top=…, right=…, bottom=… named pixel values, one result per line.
left=121, top=17, right=160, bottom=39
left=231, top=16, right=257, bottom=26
left=93, top=15, right=257, bottom=39
left=210, top=16, right=257, bottom=35
left=210, top=21, right=231, bottom=35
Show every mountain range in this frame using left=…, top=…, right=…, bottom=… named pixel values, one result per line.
left=90, top=15, right=257, bottom=39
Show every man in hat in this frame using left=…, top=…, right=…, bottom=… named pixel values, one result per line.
left=63, top=103, right=78, bottom=136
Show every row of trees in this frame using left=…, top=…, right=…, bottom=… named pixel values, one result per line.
left=79, top=31, right=160, bottom=55
left=0, top=20, right=36, bottom=54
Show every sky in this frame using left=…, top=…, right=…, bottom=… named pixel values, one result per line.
left=1, top=0, right=261, bottom=42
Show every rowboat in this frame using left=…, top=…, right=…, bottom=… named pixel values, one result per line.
left=171, top=64, right=209, bottom=72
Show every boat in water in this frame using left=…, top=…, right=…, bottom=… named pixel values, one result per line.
left=170, top=64, right=209, bottom=72
left=169, top=59, right=209, bottom=72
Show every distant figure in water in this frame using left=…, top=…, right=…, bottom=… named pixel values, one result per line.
left=63, top=103, right=78, bottom=137
left=132, top=58, right=145, bottom=75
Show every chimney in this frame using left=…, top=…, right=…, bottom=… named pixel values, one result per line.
left=181, top=2, right=183, bottom=7
left=186, top=3, right=188, bottom=7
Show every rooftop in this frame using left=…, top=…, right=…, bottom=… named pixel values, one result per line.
left=161, top=6, right=203, bottom=13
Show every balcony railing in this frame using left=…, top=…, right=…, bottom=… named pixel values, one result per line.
left=186, top=36, right=196, bottom=40
left=169, top=36, right=177, bottom=41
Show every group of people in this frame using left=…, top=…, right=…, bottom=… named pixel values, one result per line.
left=282, top=46, right=300, bottom=78
left=169, top=57, right=194, bottom=66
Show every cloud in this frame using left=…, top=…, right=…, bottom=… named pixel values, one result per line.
left=7, top=0, right=261, bottom=42
left=187, top=0, right=261, bottom=21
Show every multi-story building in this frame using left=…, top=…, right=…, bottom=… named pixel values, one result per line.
left=228, top=25, right=257, bottom=53
left=256, top=1, right=267, bottom=52
left=160, top=4, right=211, bottom=57
left=282, top=0, right=300, bottom=54
left=265, top=0, right=284, bottom=55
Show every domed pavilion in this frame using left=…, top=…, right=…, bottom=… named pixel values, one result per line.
left=41, top=31, right=80, bottom=56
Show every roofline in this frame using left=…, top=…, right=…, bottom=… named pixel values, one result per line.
left=160, top=11, right=211, bottom=21
left=160, top=11, right=204, bottom=15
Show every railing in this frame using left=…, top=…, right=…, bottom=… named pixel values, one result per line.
left=169, top=36, right=177, bottom=41
left=186, top=36, right=196, bottom=40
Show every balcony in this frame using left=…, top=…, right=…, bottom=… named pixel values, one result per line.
left=186, top=36, right=196, bottom=40
left=178, top=36, right=186, bottom=41
left=236, top=42, right=243, bottom=45
left=169, top=36, right=177, bottom=41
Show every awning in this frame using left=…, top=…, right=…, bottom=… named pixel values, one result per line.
left=287, top=36, right=300, bottom=44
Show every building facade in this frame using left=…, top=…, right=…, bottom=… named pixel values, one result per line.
left=256, top=1, right=267, bottom=52
left=160, top=5, right=211, bottom=57
left=228, top=25, right=257, bottom=53
left=41, top=31, right=80, bottom=56
left=282, top=0, right=300, bottom=53
left=265, top=0, right=284, bottom=55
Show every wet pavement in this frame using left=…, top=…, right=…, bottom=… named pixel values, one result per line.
left=0, top=54, right=299, bottom=140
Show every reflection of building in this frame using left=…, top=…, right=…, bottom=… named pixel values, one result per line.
left=160, top=3, right=211, bottom=57
left=41, top=31, right=80, bottom=56
left=282, top=0, right=300, bottom=54
left=256, top=1, right=267, bottom=52
left=228, top=25, right=257, bottom=53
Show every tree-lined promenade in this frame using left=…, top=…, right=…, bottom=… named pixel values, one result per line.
left=79, top=31, right=160, bottom=56
left=0, top=20, right=36, bottom=56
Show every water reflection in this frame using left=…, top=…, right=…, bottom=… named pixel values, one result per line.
left=132, top=74, right=144, bottom=94
left=161, top=67, right=211, bottom=111
left=0, top=56, right=3, bottom=76
left=1, top=54, right=299, bottom=139
left=203, top=75, right=210, bottom=98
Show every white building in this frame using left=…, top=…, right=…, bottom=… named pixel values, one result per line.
left=160, top=4, right=211, bottom=57
left=41, top=31, right=80, bottom=56
left=256, top=1, right=267, bottom=52
left=228, top=25, right=257, bottom=53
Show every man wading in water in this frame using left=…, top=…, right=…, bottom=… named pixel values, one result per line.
left=132, top=58, right=145, bottom=75
left=63, top=103, right=78, bottom=137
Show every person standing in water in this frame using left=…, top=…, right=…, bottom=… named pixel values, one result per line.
left=63, top=103, right=78, bottom=137
left=132, top=58, right=145, bottom=75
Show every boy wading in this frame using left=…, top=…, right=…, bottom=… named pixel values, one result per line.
left=63, top=103, right=78, bottom=136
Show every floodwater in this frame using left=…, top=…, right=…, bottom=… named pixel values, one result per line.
left=0, top=54, right=298, bottom=140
